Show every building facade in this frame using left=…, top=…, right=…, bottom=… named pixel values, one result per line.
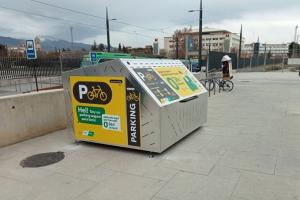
left=163, top=36, right=175, bottom=58
left=243, top=43, right=289, bottom=56
left=164, top=27, right=244, bottom=59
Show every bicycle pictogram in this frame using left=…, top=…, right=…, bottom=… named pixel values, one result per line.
left=127, top=92, right=139, bottom=102
left=87, top=85, right=108, bottom=101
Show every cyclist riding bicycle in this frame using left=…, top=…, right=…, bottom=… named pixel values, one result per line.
left=221, top=55, right=233, bottom=80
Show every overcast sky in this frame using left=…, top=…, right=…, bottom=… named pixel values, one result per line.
left=0, top=0, right=299, bottom=48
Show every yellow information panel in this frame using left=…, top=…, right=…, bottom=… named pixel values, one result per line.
left=154, top=66, right=202, bottom=98
left=70, top=76, right=141, bottom=147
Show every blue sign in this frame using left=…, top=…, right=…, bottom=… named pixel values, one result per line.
left=26, top=40, right=37, bottom=59
left=187, top=36, right=197, bottom=52
left=90, top=52, right=97, bottom=62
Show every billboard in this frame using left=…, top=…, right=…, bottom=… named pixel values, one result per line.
left=70, top=76, right=141, bottom=147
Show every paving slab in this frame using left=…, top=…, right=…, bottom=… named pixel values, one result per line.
left=156, top=171, right=238, bottom=200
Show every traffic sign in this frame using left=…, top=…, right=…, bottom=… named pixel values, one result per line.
left=90, top=52, right=97, bottom=62
left=26, top=40, right=37, bottom=59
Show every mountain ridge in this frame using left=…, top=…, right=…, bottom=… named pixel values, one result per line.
left=0, top=36, right=91, bottom=51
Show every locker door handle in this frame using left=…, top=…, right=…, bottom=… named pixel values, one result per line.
left=179, top=95, right=198, bottom=103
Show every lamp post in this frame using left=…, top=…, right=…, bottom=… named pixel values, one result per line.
left=294, top=25, right=298, bottom=42
left=106, top=7, right=116, bottom=52
left=188, top=0, right=203, bottom=73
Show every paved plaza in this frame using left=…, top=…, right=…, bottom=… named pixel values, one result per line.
left=0, top=72, right=300, bottom=200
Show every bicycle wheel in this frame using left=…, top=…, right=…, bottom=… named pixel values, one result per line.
left=223, top=80, right=234, bottom=92
left=87, top=91, right=95, bottom=100
left=99, top=92, right=108, bottom=101
left=205, top=80, right=215, bottom=91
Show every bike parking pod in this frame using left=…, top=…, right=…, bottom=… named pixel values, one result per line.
left=62, top=59, right=208, bottom=153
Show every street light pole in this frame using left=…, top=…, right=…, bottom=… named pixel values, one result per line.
left=189, top=0, right=203, bottom=73
left=238, top=24, right=243, bottom=69
left=199, top=0, right=202, bottom=73
left=105, top=7, right=117, bottom=52
left=106, top=7, right=111, bottom=52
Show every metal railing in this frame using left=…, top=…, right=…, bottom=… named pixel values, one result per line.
left=0, top=57, right=81, bottom=80
left=0, top=57, right=81, bottom=95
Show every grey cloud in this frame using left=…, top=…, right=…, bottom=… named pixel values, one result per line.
left=0, top=0, right=299, bottom=46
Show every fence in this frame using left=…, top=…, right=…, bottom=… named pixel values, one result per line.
left=208, top=51, right=237, bottom=70
left=206, top=50, right=288, bottom=72
left=238, top=53, right=287, bottom=69
left=0, top=57, right=81, bottom=96
left=0, top=57, right=81, bottom=80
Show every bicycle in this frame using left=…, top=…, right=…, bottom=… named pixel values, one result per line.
left=216, top=78, right=234, bottom=92
left=202, top=77, right=234, bottom=92
left=87, top=86, right=108, bottom=101
left=126, top=92, right=139, bottom=101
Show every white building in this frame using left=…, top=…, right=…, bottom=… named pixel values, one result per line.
left=243, top=43, right=289, bottom=55
left=163, top=27, right=245, bottom=58
left=193, top=27, right=245, bottom=52
left=163, top=37, right=175, bottom=58
left=200, top=27, right=244, bottom=52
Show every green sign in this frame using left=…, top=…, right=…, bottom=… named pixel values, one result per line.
left=82, top=131, right=94, bottom=137
left=76, top=106, right=105, bottom=125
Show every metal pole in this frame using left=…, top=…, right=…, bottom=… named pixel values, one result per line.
left=33, top=60, right=39, bottom=92
left=238, top=24, right=243, bottom=69
left=294, top=25, right=298, bottom=42
left=264, top=43, right=267, bottom=66
left=70, top=26, right=74, bottom=50
left=106, top=7, right=111, bottom=52
left=15, top=80, right=17, bottom=92
left=207, top=39, right=210, bottom=78
left=281, top=56, right=284, bottom=72
left=59, top=49, right=63, bottom=75
left=18, top=79, right=21, bottom=92
left=198, top=0, right=203, bottom=72
left=206, top=50, right=209, bottom=78
left=175, top=37, right=179, bottom=59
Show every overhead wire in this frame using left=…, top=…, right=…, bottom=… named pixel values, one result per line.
left=31, top=0, right=174, bottom=35
left=0, top=5, right=159, bottom=41
left=0, top=2, right=199, bottom=45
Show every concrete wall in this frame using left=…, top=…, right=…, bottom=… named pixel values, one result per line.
left=0, top=89, right=67, bottom=147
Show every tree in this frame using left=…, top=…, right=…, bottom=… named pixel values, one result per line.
left=0, top=44, right=8, bottom=57
left=118, top=43, right=122, bottom=52
left=98, top=43, right=105, bottom=51
left=288, top=42, right=300, bottom=58
left=122, top=45, right=128, bottom=53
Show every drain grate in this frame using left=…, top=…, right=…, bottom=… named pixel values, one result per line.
left=20, top=151, right=65, bottom=168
